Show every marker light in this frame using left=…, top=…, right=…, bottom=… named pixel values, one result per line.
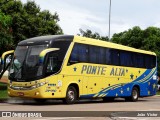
left=35, top=92, right=39, bottom=96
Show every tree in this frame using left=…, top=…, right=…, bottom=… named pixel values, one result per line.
left=0, top=11, right=13, bottom=55
left=112, top=26, right=143, bottom=48
left=0, top=0, right=63, bottom=45
left=78, top=29, right=109, bottom=41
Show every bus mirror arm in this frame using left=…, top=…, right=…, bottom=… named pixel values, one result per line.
left=0, top=59, right=2, bottom=73
left=0, top=50, right=14, bottom=79
left=0, top=63, right=10, bottom=79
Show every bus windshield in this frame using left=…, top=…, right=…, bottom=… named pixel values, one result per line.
left=9, top=45, right=48, bottom=81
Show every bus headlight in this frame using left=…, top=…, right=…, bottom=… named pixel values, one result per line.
left=32, top=82, right=47, bottom=89
left=31, top=85, right=37, bottom=89
left=40, top=82, right=46, bottom=86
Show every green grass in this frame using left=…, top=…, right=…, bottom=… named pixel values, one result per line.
left=0, top=82, right=8, bottom=99
left=157, top=91, right=160, bottom=95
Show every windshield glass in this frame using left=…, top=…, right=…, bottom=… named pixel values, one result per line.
left=9, top=45, right=48, bottom=81
left=13, top=46, right=28, bottom=71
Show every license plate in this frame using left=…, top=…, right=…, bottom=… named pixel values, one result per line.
left=17, top=92, right=24, bottom=96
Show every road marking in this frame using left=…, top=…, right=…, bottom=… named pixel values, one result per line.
left=117, top=117, right=138, bottom=120
left=148, top=109, right=160, bottom=110
left=111, top=110, right=160, bottom=120
left=137, top=109, right=160, bottom=111
left=33, top=117, right=84, bottom=120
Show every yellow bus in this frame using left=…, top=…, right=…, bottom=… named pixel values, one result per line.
left=0, top=35, right=157, bottom=104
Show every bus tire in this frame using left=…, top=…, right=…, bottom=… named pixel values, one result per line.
left=63, top=86, right=77, bottom=104
left=125, top=87, right=139, bottom=102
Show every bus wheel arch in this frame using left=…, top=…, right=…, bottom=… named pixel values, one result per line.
left=63, top=83, right=79, bottom=104
left=125, top=85, right=140, bottom=102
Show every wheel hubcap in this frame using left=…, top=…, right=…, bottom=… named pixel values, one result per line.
left=133, top=90, right=138, bottom=99
left=68, top=90, right=74, bottom=101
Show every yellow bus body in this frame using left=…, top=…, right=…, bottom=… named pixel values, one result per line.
left=8, top=36, right=157, bottom=99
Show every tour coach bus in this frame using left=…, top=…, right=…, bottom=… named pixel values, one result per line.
left=0, top=35, right=157, bottom=104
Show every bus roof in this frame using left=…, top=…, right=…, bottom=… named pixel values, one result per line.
left=17, top=35, right=156, bottom=56
left=18, top=35, right=74, bottom=46
left=74, top=36, right=156, bottom=56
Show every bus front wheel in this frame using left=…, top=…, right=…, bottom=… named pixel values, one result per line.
left=125, top=87, right=139, bottom=102
left=63, top=86, right=77, bottom=104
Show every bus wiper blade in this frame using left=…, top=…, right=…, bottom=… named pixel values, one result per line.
left=14, top=66, right=22, bottom=79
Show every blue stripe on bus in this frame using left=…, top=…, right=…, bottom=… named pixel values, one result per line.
left=80, top=68, right=157, bottom=98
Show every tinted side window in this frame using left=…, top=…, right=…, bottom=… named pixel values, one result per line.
left=69, top=43, right=88, bottom=64
left=132, top=53, right=137, bottom=67
left=145, top=55, right=151, bottom=69
left=79, top=44, right=88, bottom=62
left=137, top=54, right=144, bottom=68
left=69, top=43, right=156, bottom=68
left=120, top=51, right=133, bottom=67
left=111, top=49, right=120, bottom=66
left=89, top=46, right=98, bottom=63
left=52, top=41, right=71, bottom=61
left=98, top=47, right=105, bottom=64
left=151, top=56, right=156, bottom=68
left=69, top=44, right=79, bottom=62
left=105, top=48, right=112, bottom=65
left=145, top=55, right=156, bottom=69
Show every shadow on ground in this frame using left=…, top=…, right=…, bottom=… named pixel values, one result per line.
left=4, top=97, right=148, bottom=106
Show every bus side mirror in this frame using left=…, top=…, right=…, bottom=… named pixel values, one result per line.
left=39, top=48, right=60, bottom=64
left=5, top=55, right=12, bottom=68
left=0, top=50, right=14, bottom=79
left=2, top=50, right=14, bottom=68
left=0, top=58, right=2, bottom=72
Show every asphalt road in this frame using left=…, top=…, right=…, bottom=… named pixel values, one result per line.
left=0, top=96, right=160, bottom=120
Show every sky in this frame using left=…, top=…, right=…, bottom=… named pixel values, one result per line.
left=21, top=0, right=160, bottom=37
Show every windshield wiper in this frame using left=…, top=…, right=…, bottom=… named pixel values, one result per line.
left=14, top=66, right=22, bottom=79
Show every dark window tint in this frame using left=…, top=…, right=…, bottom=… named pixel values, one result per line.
left=68, top=43, right=156, bottom=69
left=145, top=55, right=151, bottom=69
left=69, top=44, right=78, bottom=62
left=79, top=44, right=88, bottom=62
left=89, top=46, right=98, bottom=63
left=69, top=44, right=88, bottom=64
left=98, top=47, right=105, bottom=64
left=105, top=49, right=111, bottom=64
left=111, top=49, right=119, bottom=66
left=144, top=55, right=156, bottom=69
left=137, top=54, right=144, bottom=68
left=132, top=53, right=138, bottom=67
left=151, top=56, right=156, bottom=68
left=52, top=41, right=71, bottom=61
left=45, top=52, right=60, bottom=76
left=120, top=51, right=133, bottom=67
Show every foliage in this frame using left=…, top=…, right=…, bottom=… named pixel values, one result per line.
left=112, top=26, right=160, bottom=76
left=78, top=29, right=109, bottom=41
left=157, top=91, right=160, bottom=95
left=0, top=0, right=63, bottom=46
left=0, top=11, right=13, bottom=55
left=0, top=82, right=8, bottom=99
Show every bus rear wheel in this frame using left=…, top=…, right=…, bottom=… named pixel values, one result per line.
left=125, top=87, right=139, bottom=102
left=63, top=86, right=77, bottom=104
